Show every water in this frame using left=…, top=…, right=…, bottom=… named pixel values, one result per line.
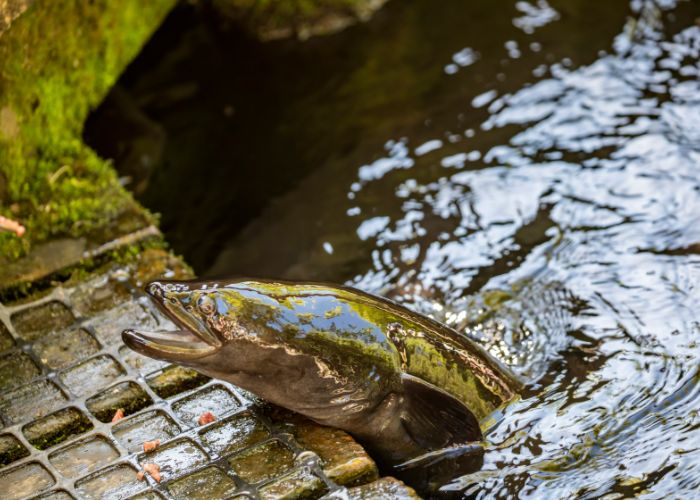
left=87, top=0, right=700, bottom=496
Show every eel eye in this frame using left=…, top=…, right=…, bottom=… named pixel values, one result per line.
left=197, top=295, right=216, bottom=315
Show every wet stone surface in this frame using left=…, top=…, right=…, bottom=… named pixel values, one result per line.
left=0, top=433, right=29, bottom=466
left=11, top=301, right=75, bottom=342
left=86, top=381, right=153, bottom=422
left=0, top=351, right=41, bottom=391
left=147, top=365, right=210, bottom=399
left=0, top=253, right=394, bottom=498
left=0, top=461, right=56, bottom=500
left=23, top=407, right=94, bottom=450
left=59, top=355, right=125, bottom=397
left=228, top=439, right=296, bottom=484
left=260, top=467, right=328, bottom=499
left=138, top=438, right=208, bottom=483
left=0, top=379, right=66, bottom=425
left=50, top=435, right=120, bottom=478
left=200, top=411, right=270, bottom=457
left=166, top=466, right=238, bottom=499
left=172, top=384, right=241, bottom=427
left=112, top=410, right=181, bottom=453
left=32, top=328, right=101, bottom=370
left=75, top=463, right=145, bottom=499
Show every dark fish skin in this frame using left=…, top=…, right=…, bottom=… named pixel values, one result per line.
left=122, top=278, right=522, bottom=471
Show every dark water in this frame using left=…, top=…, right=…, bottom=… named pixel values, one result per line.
left=87, top=0, right=700, bottom=496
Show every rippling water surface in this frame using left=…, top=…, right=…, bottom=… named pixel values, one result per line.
left=92, top=0, right=700, bottom=496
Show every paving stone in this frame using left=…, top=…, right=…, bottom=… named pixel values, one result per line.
left=75, top=463, right=146, bottom=499
left=266, top=408, right=378, bottom=487
left=86, top=381, right=152, bottom=422
left=23, top=407, right=93, bottom=450
left=228, top=439, right=295, bottom=485
left=11, top=301, right=75, bottom=342
left=0, top=433, right=29, bottom=466
left=49, top=435, right=120, bottom=478
left=119, top=345, right=168, bottom=375
left=86, top=301, right=158, bottom=347
left=59, top=355, right=125, bottom=397
left=200, top=411, right=270, bottom=457
left=331, top=476, right=420, bottom=499
left=137, top=438, right=208, bottom=482
left=259, top=467, right=328, bottom=499
left=0, top=461, right=55, bottom=499
left=0, top=351, right=41, bottom=391
left=146, top=365, right=209, bottom=399
left=166, top=466, right=238, bottom=499
left=172, top=384, right=241, bottom=427
left=0, top=321, right=15, bottom=352
left=293, top=422, right=378, bottom=487
left=32, top=328, right=100, bottom=370
left=70, top=275, right=131, bottom=317
left=0, top=379, right=66, bottom=425
left=112, top=409, right=181, bottom=453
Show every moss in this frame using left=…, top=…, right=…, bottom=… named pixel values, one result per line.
left=23, top=407, right=94, bottom=450
left=146, top=365, right=210, bottom=399
left=0, top=434, right=30, bottom=466
left=0, top=0, right=176, bottom=260
left=86, top=381, right=153, bottom=422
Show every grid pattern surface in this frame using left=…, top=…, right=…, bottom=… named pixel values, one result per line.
left=0, top=257, right=379, bottom=500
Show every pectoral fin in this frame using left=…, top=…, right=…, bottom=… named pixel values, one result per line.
left=400, top=374, right=483, bottom=451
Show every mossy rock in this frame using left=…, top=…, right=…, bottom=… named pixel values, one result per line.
left=0, top=0, right=176, bottom=260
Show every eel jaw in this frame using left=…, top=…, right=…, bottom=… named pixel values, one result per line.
left=122, top=328, right=218, bottom=361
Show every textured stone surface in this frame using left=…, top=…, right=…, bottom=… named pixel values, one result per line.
left=0, top=433, right=28, bottom=466
left=0, top=461, right=55, bottom=500
left=23, top=407, right=93, bottom=450
left=167, top=466, right=238, bottom=499
left=228, top=439, right=296, bottom=484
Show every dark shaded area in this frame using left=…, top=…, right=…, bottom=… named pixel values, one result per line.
left=85, top=0, right=630, bottom=279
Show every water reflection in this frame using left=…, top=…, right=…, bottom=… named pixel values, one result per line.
left=92, top=0, right=700, bottom=495
left=344, top=1, right=700, bottom=495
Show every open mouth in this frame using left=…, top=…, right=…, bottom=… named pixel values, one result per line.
left=121, top=281, right=221, bottom=360
left=122, top=328, right=217, bottom=359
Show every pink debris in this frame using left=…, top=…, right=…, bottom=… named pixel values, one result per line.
left=0, top=215, right=25, bottom=237
left=143, top=463, right=161, bottom=483
left=111, top=408, right=125, bottom=423
left=198, top=411, right=216, bottom=426
left=143, top=439, right=161, bottom=452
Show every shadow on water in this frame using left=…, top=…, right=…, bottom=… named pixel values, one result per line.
left=86, top=0, right=700, bottom=497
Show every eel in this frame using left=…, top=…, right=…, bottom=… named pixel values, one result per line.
left=122, top=279, right=522, bottom=473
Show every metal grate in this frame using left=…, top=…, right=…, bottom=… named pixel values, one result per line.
left=0, top=258, right=380, bottom=500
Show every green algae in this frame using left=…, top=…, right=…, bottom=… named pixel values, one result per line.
left=23, top=407, right=94, bottom=450
left=146, top=365, right=210, bottom=399
left=0, top=0, right=176, bottom=260
left=0, top=434, right=30, bottom=466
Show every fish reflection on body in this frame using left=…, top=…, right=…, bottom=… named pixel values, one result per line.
left=122, top=278, right=523, bottom=495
